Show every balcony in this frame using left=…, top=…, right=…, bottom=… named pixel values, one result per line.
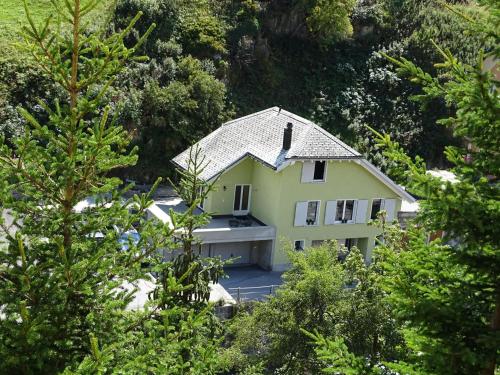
left=147, top=198, right=276, bottom=244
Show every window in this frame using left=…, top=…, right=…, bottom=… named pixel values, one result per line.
left=335, top=200, right=355, bottom=223
left=345, top=238, right=357, bottom=250
left=313, top=161, right=326, bottom=181
left=294, top=240, right=305, bottom=251
left=294, top=200, right=321, bottom=226
left=233, top=185, right=251, bottom=214
left=311, top=240, right=325, bottom=247
left=338, top=238, right=358, bottom=262
left=301, top=161, right=327, bottom=183
left=370, top=199, right=382, bottom=220
left=306, top=201, right=319, bottom=225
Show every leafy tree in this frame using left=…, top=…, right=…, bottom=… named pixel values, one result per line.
left=177, top=0, right=229, bottom=57
left=0, top=56, right=57, bottom=147
left=304, top=0, right=357, bottom=45
left=371, top=0, right=499, bottom=373
left=110, top=0, right=232, bottom=181
left=305, top=331, right=380, bottom=375
left=225, top=242, right=404, bottom=373
left=131, top=56, right=230, bottom=180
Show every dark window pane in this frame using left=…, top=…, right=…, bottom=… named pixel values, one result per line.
left=234, top=185, right=241, bottom=211
left=371, top=199, right=382, bottom=219
left=307, top=201, right=318, bottom=224
left=344, top=200, right=354, bottom=221
left=335, top=200, right=344, bottom=221
left=294, top=240, right=304, bottom=250
left=313, top=161, right=325, bottom=180
left=241, top=185, right=250, bottom=210
left=345, top=238, right=354, bottom=250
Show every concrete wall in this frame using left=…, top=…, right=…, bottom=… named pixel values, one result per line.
left=249, top=240, right=273, bottom=270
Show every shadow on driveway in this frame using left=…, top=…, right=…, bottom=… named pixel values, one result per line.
left=219, top=265, right=284, bottom=301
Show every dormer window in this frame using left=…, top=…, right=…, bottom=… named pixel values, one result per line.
left=301, top=160, right=327, bottom=183
left=313, top=161, right=325, bottom=181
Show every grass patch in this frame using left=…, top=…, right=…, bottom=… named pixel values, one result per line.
left=0, top=0, right=113, bottom=55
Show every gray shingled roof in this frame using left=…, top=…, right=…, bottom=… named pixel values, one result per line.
left=172, top=107, right=362, bottom=180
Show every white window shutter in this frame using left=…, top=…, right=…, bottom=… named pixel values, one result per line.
left=355, top=200, right=368, bottom=223
left=324, top=200, right=337, bottom=225
left=294, top=201, right=308, bottom=226
left=384, top=199, right=396, bottom=222
left=301, top=161, right=315, bottom=183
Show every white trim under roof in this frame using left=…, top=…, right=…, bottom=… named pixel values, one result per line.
left=356, top=159, right=416, bottom=202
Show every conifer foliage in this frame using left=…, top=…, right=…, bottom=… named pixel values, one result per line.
left=373, top=0, right=500, bottom=373
left=0, top=0, right=221, bottom=374
left=0, top=0, right=168, bottom=372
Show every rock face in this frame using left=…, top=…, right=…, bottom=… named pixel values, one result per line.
left=263, top=2, right=309, bottom=39
left=233, top=1, right=311, bottom=65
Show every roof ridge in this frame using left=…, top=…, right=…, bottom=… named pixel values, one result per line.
left=223, top=107, right=279, bottom=126
left=275, top=108, right=315, bottom=126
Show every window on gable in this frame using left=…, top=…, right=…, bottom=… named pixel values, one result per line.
left=370, top=199, right=382, bottom=220
left=306, top=201, right=319, bottom=225
left=313, top=161, right=326, bottom=181
left=335, top=200, right=355, bottom=223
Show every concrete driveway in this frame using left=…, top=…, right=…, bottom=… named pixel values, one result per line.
left=219, top=266, right=284, bottom=302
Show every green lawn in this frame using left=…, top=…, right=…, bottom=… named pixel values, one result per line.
left=0, top=0, right=112, bottom=54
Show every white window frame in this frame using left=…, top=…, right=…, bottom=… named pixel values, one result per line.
left=301, top=160, right=327, bottom=183
left=334, top=199, right=357, bottom=224
left=294, top=239, right=305, bottom=251
left=233, top=184, right=251, bottom=215
left=306, top=200, right=321, bottom=226
left=370, top=198, right=383, bottom=220
left=312, top=160, right=327, bottom=182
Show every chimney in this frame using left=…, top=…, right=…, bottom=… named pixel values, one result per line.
left=283, top=122, right=293, bottom=150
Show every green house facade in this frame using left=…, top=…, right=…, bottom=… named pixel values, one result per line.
left=165, top=107, right=414, bottom=271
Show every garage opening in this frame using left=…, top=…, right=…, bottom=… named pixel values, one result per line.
left=200, top=240, right=273, bottom=270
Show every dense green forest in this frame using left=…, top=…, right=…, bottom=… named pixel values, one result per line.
left=0, top=0, right=485, bottom=180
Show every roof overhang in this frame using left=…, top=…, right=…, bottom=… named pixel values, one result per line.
left=172, top=152, right=277, bottom=183
left=355, top=159, right=416, bottom=202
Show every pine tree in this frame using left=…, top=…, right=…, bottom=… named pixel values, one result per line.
left=0, top=0, right=167, bottom=372
left=166, top=146, right=226, bottom=305
left=373, top=0, right=499, bottom=373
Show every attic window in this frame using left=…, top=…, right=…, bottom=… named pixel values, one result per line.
left=313, top=161, right=326, bottom=181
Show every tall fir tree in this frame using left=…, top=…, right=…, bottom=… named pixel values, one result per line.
left=0, top=0, right=228, bottom=372
left=372, top=0, right=499, bottom=373
left=0, top=0, right=173, bottom=372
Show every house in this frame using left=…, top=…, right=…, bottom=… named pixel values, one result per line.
left=151, top=107, right=415, bottom=271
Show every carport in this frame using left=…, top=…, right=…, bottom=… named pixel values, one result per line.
left=200, top=239, right=274, bottom=269
left=148, top=200, right=276, bottom=270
